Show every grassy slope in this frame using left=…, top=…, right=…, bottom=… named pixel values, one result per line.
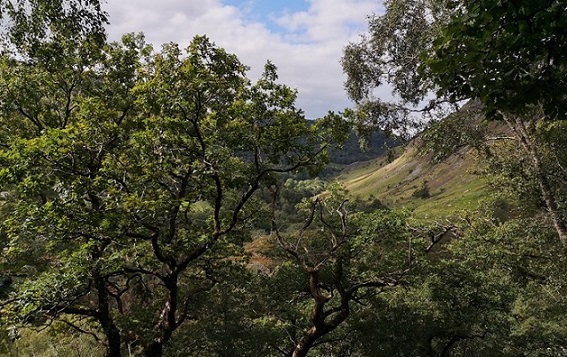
left=337, top=142, right=491, bottom=220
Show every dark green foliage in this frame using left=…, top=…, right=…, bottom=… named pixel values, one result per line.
left=426, top=0, right=567, bottom=119
left=2, top=1, right=567, bottom=355
left=0, top=28, right=342, bottom=355
left=412, top=181, right=431, bottom=199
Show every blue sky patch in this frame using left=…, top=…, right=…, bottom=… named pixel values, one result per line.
left=222, top=0, right=310, bottom=33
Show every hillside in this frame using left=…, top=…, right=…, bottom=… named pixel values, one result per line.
left=338, top=143, right=488, bottom=219
left=336, top=111, right=509, bottom=220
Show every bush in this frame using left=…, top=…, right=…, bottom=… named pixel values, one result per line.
left=412, top=181, right=430, bottom=199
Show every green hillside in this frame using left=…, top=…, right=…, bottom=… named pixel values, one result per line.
left=337, top=140, right=491, bottom=220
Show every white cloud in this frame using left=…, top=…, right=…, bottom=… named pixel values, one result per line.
left=104, top=0, right=381, bottom=118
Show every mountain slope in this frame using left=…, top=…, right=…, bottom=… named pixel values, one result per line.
left=338, top=143, right=490, bottom=219
left=334, top=105, right=512, bottom=221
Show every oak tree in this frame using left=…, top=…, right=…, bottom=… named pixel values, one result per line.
left=0, top=31, right=338, bottom=356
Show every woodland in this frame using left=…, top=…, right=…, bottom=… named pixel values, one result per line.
left=0, top=0, right=566, bottom=356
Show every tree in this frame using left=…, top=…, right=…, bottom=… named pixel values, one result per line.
left=343, top=0, right=567, bottom=248
left=425, top=0, right=567, bottom=119
left=341, top=0, right=454, bottom=140
left=425, top=0, right=567, bottom=248
left=0, top=31, right=340, bottom=356
left=0, top=27, right=141, bottom=357
left=262, top=184, right=440, bottom=356
left=0, top=0, right=107, bottom=55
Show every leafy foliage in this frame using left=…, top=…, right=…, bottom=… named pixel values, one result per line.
left=426, top=0, right=567, bottom=119
left=341, top=0, right=456, bottom=137
left=2, top=1, right=567, bottom=356
left=0, top=29, right=341, bottom=356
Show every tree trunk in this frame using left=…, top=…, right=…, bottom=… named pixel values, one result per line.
left=292, top=327, right=321, bottom=357
left=105, top=324, right=123, bottom=357
left=92, top=248, right=122, bottom=357
left=140, top=275, right=178, bottom=357
left=508, top=115, right=567, bottom=249
left=291, top=268, right=350, bottom=357
left=143, top=342, right=163, bottom=357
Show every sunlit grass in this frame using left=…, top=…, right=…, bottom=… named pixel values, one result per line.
left=338, top=143, right=493, bottom=221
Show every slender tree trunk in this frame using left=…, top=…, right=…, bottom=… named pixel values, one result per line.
left=96, top=281, right=122, bottom=357
left=291, top=269, right=349, bottom=357
left=504, top=113, right=567, bottom=249
left=92, top=247, right=122, bottom=357
left=141, top=275, right=178, bottom=357
left=290, top=270, right=328, bottom=357
left=292, top=327, right=323, bottom=357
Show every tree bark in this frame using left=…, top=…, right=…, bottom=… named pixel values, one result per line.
left=104, top=323, right=123, bottom=357
left=95, top=288, right=122, bottom=357
left=507, top=115, right=567, bottom=249
left=92, top=245, right=122, bottom=357
left=143, top=342, right=164, bottom=357
left=292, top=327, right=323, bottom=357
left=95, top=278, right=122, bottom=357
left=141, top=274, right=178, bottom=357
left=291, top=268, right=350, bottom=357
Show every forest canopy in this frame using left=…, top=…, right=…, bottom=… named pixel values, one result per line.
left=1, top=0, right=567, bottom=356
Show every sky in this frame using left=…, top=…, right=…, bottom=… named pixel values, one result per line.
left=103, top=0, right=383, bottom=119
